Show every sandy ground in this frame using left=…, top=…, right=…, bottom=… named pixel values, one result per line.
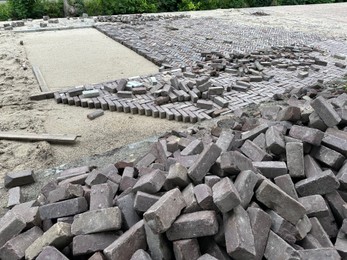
left=20, top=28, right=159, bottom=91
left=0, top=3, right=347, bottom=186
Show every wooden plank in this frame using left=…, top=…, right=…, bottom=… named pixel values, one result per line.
left=32, top=65, right=50, bottom=92
left=0, top=132, right=79, bottom=144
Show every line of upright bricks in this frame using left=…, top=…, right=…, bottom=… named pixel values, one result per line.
left=1, top=82, right=347, bottom=259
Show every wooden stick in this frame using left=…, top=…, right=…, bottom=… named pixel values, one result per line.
left=0, top=132, right=80, bottom=144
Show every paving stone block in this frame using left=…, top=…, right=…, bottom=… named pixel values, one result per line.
left=265, top=126, right=286, bottom=155
left=289, top=125, right=324, bottom=146
left=309, top=217, right=334, bottom=248
left=298, top=195, right=329, bottom=218
left=295, top=170, right=340, bottom=196
left=130, top=249, right=152, bottom=260
left=119, top=167, right=137, bottom=192
left=274, top=174, right=299, bottom=200
left=316, top=204, right=339, bottom=239
left=182, top=183, right=201, bottom=213
left=196, top=100, right=213, bottom=109
left=267, top=210, right=299, bottom=244
left=276, top=106, right=301, bottom=122
left=173, top=239, right=201, bottom=260
left=36, top=246, right=69, bottom=260
left=0, top=226, right=43, bottom=260
left=224, top=205, right=256, bottom=259
left=181, top=139, right=203, bottom=156
left=134, top=191, right=160, bottom=212
left=304, top=155, right=323, bottom=178
left=104, top=220, right=147, bottom=260
left=47, top=183, right=84, bottom=204
left=4, top=169, right=35, bottom=188
left=144, top=223, right=172, bottom=260
left=241, top=124, right=268, bottom=141
left=204, top=175, right=221, bottom=188
left=311, top=96, right=341, bottom=127
left=311, top=145, right=345, bottom=170
left=85, top=170, right=109, bottom=186
left=264, top=231, right=300, bottom=260
left=247, top=207, right=271, bottom=260
left=165, top=162, right=190, bottom=189
left=71, top=207, right=122, bottom=235
left=322, top=128, right=347, bottom=157
left=87, top=109, right=104, bottom=120
left=166, top=210, right=218, bottom=241
left=324, top=191, right=347, bottom=224
left=144, top=188, right=186, bottom=234
left=234, top=170, right=258, bottom=208
left=116, top=192, right=141, bottom=229
left=215, top=130, right=235, bottom=152
left=39, top=197, right=88, bottom=220
left=132, top=169, right=166, bottom=194
left=188, top=143, right=222, bottom=183
left=299, top=248, right=341, bottom=260
left=90, top=183, right=113, bottom=210
left=73, top=233, right=119, bottom=256
left=194, top=184, right=215, bottom=210
left=0, top=212, right=26, bottom=248
left=256, top=179, right=306, bottom=225
left=240, top=140, right=272, bottom=162
left=286, top=142, right=305, bottom=178
left=253, top=161, right=287, bottom=178
left=25, top=222, right=72, bottom=260
left=309, top=111, right=328, bottom=131
left=7, top=186, right=22, bottom=208
left=136, top=153, right=157, bottom=168
left=212, top=177, right=241, bottom=212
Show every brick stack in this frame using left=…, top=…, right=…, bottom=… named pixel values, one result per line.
left=1, top=90, right=347, bottom=259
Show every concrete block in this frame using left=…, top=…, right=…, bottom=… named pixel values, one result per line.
left=132, top=169, right=166, bottom=194
left=276, top=106, right=301, bottom=122
left=181, top=139, right=203, bottom=156
left=289, top=125, right=324, bottom=146
left=299, top=248, right=341, bottom=260
left=324, top=191, right=347, bottom=224
left=25, top=222, right=72, bottom=260
left=144, top=223, right=172, bottom=260
left=311, top=145, right=345, bottom=170
left=286, top=142, right=305, bottom=178
left=204, top=175, right=221, bottom=189
left=212, top=177, right=241, bottom=212
left=134, top=191, right=160, bottom=213
left=220, top=152, right=239, bottom=175
left=36, top=246, right=69, bottom=260
left=215, top=130, right=234, bottom=152
left=47, top=183, right=84, bottom=203
left=234, top=170, right=258, bottom=208
left=265, top=126, right=286, bottom=155
left=322, top=128, right=347, bottom=157
left=267, top=210, right=299, bottom=244
left=104, top=220, right=147, bottom=260
left=295, top=170, right=340, bottom=196
left=194, top=184, right=215, bottom=210
left=317, top=204, right=339, bottom=239
left=296, top=215, right=312, bottom=240
left=256, top=179, right=306, bottom=225
left=253, top=161, right=287, bottom=178
left=241, top=124, right=268, bottom=141
left=264, top=231, right=300, bottom=260
left=71, top=207, right=122, bottom=235
left=166, top=210, right=218, bottom=241
left=7, top=187, right=22, bottom=208
left=0, top=226, right=43, bottom=260
left=85, top=169, right=109, bottom=186
left=274, top=175, right=299, bottom=200
left=73, top=233, right=119, bottom=256
left=173, top=239, right=201, bottom=260
left=166, top=163, right=190, bottom=189
left=90, top=183, right=113, bottom=210
left=188, top=143, right=222, bottom=183
left=0, top=212, right=26, bottom=248
left=311, top=96, right=341, bottom=127
left=39, top=197, right=88, bottom=220
left=247, top=207, right=271, bottom=260
left=130, top=249, right=152, bottom=260
left=87, top=109, right=104, bottom=120
left=144, top=188, right=186, bottom=234
left=309, top=111, right=328, bottom=131
left=4, top=169, right=35, bottom=188
left=240, top=140, right=272, bottom=162
left=309, top=217, right=334, bottom=248
left=182, top=183, right=201, bottom=213
left=116, top=192, right=141, bottom=229
left=224, top=206, right=256, bottom=259
left=304, top=155, right=323, bottom=178
left=298, top=195, right=329, bottom=218
left=119, top=167, right=137, bottom=192
left=196, top=100, right=213, bottom=109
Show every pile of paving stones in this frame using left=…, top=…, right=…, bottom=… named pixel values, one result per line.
left=49, top=46, right=346, bottom=123
left=2, top=83, right=347, bottom=259
left=95, top=14, right=190, bottom=25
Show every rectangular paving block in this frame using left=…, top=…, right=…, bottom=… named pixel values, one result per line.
left=241, top=124, right=268, bottom=141
left=182, top=183, right=201, bottom=213
left=196, top=100, right=213, bottom=110
left=215, top=129, right=235, bottom=153
left=87, top=109, right=104, bottom=120
left=265, top=126, right=286, bottom=155
left=25, top=222, right=72, bottom=260
left=39, top=197, right=88, bottom=220
left=264, top=231, right=300, bottom=260
left=240, top=140, right=272, bottom=162
left=36, top=246, right=69, bottom=260
left=173, top=239, right=201, bottom=260
left=115, top=192, right=141, bottom=229
left=103, top=220, right=147, bottom=260
left=132, top=169, right=166, bottom=194
left=0, top=212, right=26, bottom=248
left=181, top=139, right=204, bottom=156
left=252, top=161, right=287, bottom=178
left=89, top=183, right=113, bottom=210
left=322, top=128, right=347, bottom=157
left=144, top=222, right=173, bottom=260
left=311, top=96, right=341, bottom=127
left=73, top=233, right=119, bottom=256
left=286, top=142, right=305, bottom=178
left=224, top=205, right=256, bottom=259
left=309, top=217, right=334, bottom=248
left=274, top=174, right=299, bottom=200
left=289, top=125, right=324, bottom=146
left=304, top=155, right=323, bottom=178
left=247, top=207, right=271, bottom=260
left=71, top=207, right=122, bottom=235
left=234, top=170, right=259, bottom=208
left=299, top=249, right=341, bottom=260
left=7, top=186, right=22, bottom=208
left=295, top=170, right=340, bottom=196
left=188, top=143, right=222, bottom=183
left=0, top=226, right=43, bottom=260
left=166, top=162, right=190, bottom=189
left=144, top=188, right=186, bottom=234
left=311, top=145, right=345, bottom=170
left=324, top=191, right=347, bottom=224
left=83, top=89, right=99, bottom=98
left=4, top=169, right=35, bottom=188
left=194, top=184, right=215, bottom=210
left=256, top=179, right=306, bottom=225
left=166, top=210, right=218, bottom=241
left=47, top=183, right=84, bottom=204
left=212, top=177, right=241, bottom=213
left=298, top=195, right=329, bottom=218
left=134, top=191, right=160, bottom=213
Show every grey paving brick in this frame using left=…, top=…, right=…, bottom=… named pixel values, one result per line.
left=311, top=96, right=341, bottom=127
left=4, top=169, right=35, bottom=188
left=173, top=239, right=201, bottom=260
left=234, top=170, right=258, bottom=208
left=289, top=125, right=324, bottom=146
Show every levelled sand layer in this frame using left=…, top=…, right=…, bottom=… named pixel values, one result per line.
left=20, top=28, right=159, bottom=91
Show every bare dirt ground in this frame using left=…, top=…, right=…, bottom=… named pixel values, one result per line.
left=0, top=3, right=346, bottom=188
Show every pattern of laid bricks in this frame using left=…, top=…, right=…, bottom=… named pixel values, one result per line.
left=52, top=16, right=347, bottom=122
